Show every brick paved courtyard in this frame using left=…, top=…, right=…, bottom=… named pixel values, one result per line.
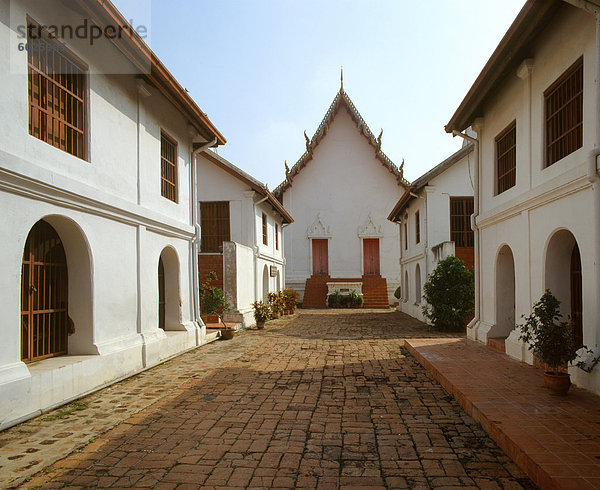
left=19, top=310, right=534, bottom=489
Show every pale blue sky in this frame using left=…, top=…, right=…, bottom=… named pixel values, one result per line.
left=113, top=0, right=526, bottom=188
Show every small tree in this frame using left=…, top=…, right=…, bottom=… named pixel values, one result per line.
left=518, top=290, right=578, bottom=374
left=199, top=271, right=230, bottom=315
left=422, top=256, right=474, bottom=331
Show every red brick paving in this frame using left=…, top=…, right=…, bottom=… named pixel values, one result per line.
left=406, top=337, right=600, bottom=490
left=24, top=310, right=534, bottom=489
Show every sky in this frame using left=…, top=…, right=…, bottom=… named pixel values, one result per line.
left=113, top=0, right=527, bottom=188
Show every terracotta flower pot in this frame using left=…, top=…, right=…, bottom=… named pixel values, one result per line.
left=202, top=314, right=220, bottom=324
left=544, top=372, right=571, bottom=395
left=256, top=320, right=265, bottom=330
left=220, top=328, right=235, bottom=340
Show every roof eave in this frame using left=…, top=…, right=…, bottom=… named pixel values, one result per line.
left=75, top=0, right=226, bottom=145
left=387, top=187, right=414, bottom=222
left=445, top=0, right=561, bottom=133
left=200, top=151, right=293, bottom=224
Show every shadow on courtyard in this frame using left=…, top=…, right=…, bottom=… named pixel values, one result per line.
left=28, top=337, right=532, bottom=489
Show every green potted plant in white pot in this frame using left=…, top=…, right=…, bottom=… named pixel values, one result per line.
left=518, top=290, right=579, bottom=395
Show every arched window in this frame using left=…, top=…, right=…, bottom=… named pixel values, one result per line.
left=21, top=220, right=68, bottom=362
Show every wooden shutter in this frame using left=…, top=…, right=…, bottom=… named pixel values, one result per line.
left=200, top=202, right=230, bottom=252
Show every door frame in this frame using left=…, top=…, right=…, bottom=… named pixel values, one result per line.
left=361, top=237, right=380, bottom=275
left=310, top=238, right=329, bottom=276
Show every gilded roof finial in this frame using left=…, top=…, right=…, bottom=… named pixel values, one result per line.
left=304, top=130, right=311, bottom=151
left=340, top=66, right=344, bottom=92
left=377, top=129, right=383, bottom=149
left=284, top=160, right=290, bottom=176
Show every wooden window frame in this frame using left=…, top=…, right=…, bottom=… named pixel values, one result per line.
left=27, top=17, right=88, bottom=160
left=415, top=210, right=420, bottom=244
left=495, top=120, right=516, bottom=194
left=262, top=213, right=268, bottom=245
left=200, top=201, right=230, bottom=253
left=450, top=197, right=474, bottom=248
left=275, top=223, right=279, bottom=250
left=544, top=56, right=583, bottom=168
left=160, top=130, right=178, bottom=203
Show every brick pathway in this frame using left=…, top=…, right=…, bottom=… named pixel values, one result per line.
left=406, top=337, right=600, bottom=490
left=11, top=310, right=534, bottom=489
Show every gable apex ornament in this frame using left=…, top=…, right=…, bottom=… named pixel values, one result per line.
left=358, top=213, right=383, bottom=238
left=307, top=213, right=331, bottom=238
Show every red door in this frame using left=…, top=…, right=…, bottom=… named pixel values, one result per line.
left=363, top=238, right=380, bottom=275
left=312, top=239, right=328, bottom=276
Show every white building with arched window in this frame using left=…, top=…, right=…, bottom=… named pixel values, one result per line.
left=445, top=0, right=600, bottom=394
left=0, top=0, right=225, bottom=428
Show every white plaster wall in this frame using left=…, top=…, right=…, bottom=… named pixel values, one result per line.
left=0, top=0, right=207, bottom=427
left=471, top=5, right=600, bottom=393
left=1, top=1, right=194, bottom=225
left=282, top=108, right=402, bottom=299
left=398, top=151, right=474, bottom=324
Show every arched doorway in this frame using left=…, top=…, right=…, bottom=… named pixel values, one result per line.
left=262, top=265, right=269, bottom=301
left=159, top=247, right=181, bottom=330
left=21, top=220, right=68, bottom=362
left=570, top=243, right=582, bottom=348
left=158, top=257, right=165, bottom=329
left=495, top=245, right=515, bottom=337
left=415, top=264, right=421, bottom=304
left=545, top=230, right=582, bottom=345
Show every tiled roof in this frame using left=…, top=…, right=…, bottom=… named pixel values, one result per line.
left=274, top=88, right=409, bottom=198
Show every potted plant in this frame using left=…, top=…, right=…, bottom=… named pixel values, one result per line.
left=252, top=301, right=271, bottom=329
left=199, top=271, right=230, bottom=325
left=282, top=288, right=299, bottom=314
left=518, top=290, right=579, bottom=395
left=267, top=292, right=284, bottom=318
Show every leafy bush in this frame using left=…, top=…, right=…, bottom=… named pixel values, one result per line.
left=252, top=301, right=271, bottom=323
left=394, top=286, right=402, bottom=300
left=267, top=291, right=285, bottom=314
left=328, top=291, right=342, bottom=308
left=200, top=271, right=230, bottom=315
left=328, top=290, right=363, bottom=308
left=282, top=288, right=299, bottom=311
left=422, top=256, right=474, bottom=331
left=518, top=290, right=579, bottom=374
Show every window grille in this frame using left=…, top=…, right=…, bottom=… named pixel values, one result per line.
left=545, top=57, right=583, bottom=167
left=262, top=213, right=268, bottom=245
left=415, top=211, right=420, bottom=244
left=27, top=20, right=86, bottom=159
left=450, top=197, right=474, bottom=248
left=200, top=201, right=230, bottom=252
left=496, top=121, right=516, bottom=194
left=161, top=131, right=178, bottom=202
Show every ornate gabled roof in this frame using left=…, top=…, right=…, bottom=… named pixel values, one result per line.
left=274, top=87, right=409, bottom=198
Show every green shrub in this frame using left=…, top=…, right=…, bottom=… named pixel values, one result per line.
left=394, top=286, right=402, bottom=300
left=518, top=290, right=580, bottom=374
left=328, top=291, right=342, bottom=308
left=422, top=256, right=474, bottom=331
left=327, top=290, right=363, bottom=308
left=200, top=271, right=230, bottom=315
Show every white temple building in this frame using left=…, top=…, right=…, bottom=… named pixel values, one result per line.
left=274, top=78, right=409, bottom=308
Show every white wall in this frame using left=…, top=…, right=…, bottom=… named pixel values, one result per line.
left=0, top=0, right=212, bottom=428
left=468, top=5, right=600, bottom=393
left=282, top=108, right=402, bottom=300
left=398, top=150, right=474, bottom=322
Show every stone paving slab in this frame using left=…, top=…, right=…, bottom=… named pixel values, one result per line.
left=12, top=310, right=536, bottom=489
left=406, top=337, right=600, bottom=490
left=0, top=316, right=295, bottom=489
